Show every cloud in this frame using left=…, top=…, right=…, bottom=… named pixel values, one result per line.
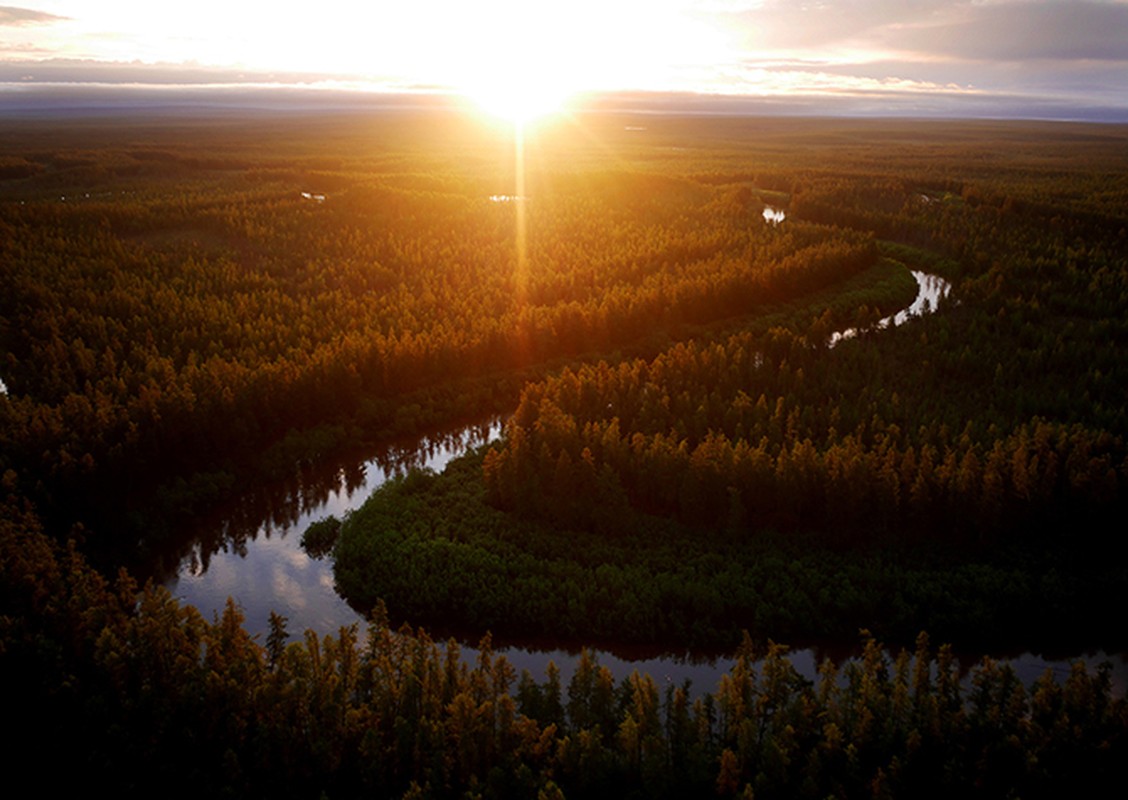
left=876, top=1, right=1128, bottom=62
left=2, top=1, right=1125, bottom=120
left=0, top=5, right=67, bottom=25
left=718, top=1, right=1128, bottom=63
left=0, top=58, right=344, bottom=86
left=719, top=0, right=954, bottom=51
left=701, top=0, right=1128, bottom=117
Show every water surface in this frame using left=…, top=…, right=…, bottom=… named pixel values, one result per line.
left=156, top=270, right=1124, bottom=694
left=161, top=419, right=502, bottom=636
left=762, top=205, right=786, bottom=224
left=829, top=270, right=950, bottom=347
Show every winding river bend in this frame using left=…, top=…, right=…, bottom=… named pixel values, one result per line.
left=155, top=419, right=504, bottom=638
left=155, top=270, right=1127, bottom=694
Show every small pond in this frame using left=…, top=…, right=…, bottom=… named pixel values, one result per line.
left=762, top=206, right=786, bottom=224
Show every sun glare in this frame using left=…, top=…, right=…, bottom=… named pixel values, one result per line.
left=464, top=66, right=573, bottom=123
left=454, top=4, right=579, bottom=123
left=468, top=80, right=571, bottom=124
left=447, top=1, right=732, bottom=123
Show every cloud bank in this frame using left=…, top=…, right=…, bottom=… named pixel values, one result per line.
left=0, top=5, right=66, bottom=25
left=1, top=0, right=1125, bottom=120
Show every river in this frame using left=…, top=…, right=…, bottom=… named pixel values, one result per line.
left=156, top=270, right=1127, bottom=694
left=156, top=418, right=504, bottom=638
left=829, top=271, right=951, bottom=347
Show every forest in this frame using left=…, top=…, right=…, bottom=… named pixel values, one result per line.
left=1, top=109, right=1127, bottom=796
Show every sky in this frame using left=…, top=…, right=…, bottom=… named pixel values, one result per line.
left=1, top=1, right=1127, bottom=119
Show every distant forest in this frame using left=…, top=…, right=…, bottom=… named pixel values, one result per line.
left=2, top=111, right=1126, bottom=796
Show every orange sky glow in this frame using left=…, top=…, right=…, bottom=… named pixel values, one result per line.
left=2, top=2, right=1127, bottom=119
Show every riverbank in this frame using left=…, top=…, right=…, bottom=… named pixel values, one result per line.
left=154, top=256, right=922, bottom=633
left=333, top=446, right=1127, bottom=655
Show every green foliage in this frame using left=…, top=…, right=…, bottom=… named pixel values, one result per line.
left=334, top=445, right=1125, bottom=651
left=2, top=502, right=1125, bottom=797
left=0, top=113, right=896, bottom=542
left=3, top=110, right=1128, bottom=794
left=301, top=515, right=342, bottom=559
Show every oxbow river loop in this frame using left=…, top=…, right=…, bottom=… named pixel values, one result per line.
left=155, top=270, right=1127, bottom=694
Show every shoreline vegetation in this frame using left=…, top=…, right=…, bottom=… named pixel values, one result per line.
left=3, top=507, right=1124, bottom=797
left=2, top=111, right=1127, bottom=794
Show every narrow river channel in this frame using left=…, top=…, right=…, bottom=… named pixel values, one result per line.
left=156, top=270, right=1127, bottom=695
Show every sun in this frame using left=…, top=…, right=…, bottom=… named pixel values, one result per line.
left=464, top=70, right=573, bottom=124
left=447, top=3, right=585, bottom=124
left=420, top=1, right=734, bottom=124
left=457, top=50, right=575, bottom=124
